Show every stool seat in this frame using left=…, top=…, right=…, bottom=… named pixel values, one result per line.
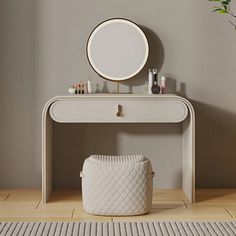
left=81, top=155, right=153, bottom=216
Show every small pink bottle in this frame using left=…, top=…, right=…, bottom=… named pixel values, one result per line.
left=160, top=76, right=166, bottom=94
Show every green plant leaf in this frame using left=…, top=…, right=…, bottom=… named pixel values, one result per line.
left=209, top=0, right=236, bottom=31
left=221, top=1, right=229, bottom=4
left=212, top=8, right=223, bottom=12
left=218, top=9, right=228, bottom=13
left=222, top=5, right=229, bottom=10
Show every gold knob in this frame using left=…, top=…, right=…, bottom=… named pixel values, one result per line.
left=116, top=104, right=123, bottom=117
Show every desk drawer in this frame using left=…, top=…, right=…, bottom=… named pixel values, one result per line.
left=49, top=100, right=188, bottom=123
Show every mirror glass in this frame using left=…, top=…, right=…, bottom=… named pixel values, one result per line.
left=87, top=18, right=149, bottom=81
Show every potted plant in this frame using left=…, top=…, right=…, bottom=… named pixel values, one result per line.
left=209, top=0, right=236, bottom=29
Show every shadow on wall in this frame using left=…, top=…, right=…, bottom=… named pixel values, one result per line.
left=121, top=26, right=165, bottom=92
left=192, top=100, right=236, bottom=188
left=0, top=3, right=4, bottom=102
left=53, top=123, right=120, bottom=189
left=162, top=75, right=187, bottom=97
left=0, top=0, right=38, bottom=188
left=163, top=80, right=236, bottom=188
left=53, top=122, right=183, bottom=189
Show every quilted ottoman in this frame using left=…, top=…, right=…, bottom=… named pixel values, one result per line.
left=80, top=155, right=154, bottom=216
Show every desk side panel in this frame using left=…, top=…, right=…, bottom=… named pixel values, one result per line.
left=182, top=114, right=195, bottom=203
left=42, top=112, right=53, bottom=203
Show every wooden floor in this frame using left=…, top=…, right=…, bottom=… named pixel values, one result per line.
left=0, top=189, right=236, bottom=221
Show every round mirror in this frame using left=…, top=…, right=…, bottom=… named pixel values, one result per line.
left=87, top=18, right=149, bottom=81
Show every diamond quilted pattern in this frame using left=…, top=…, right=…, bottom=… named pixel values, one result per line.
left=81, top=155, right=153, bottom=216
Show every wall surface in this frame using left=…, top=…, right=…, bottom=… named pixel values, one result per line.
left=1, top=0, right=236, bottom=188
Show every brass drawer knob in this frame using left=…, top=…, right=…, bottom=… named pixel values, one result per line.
left=116, top=104, right=123, bottom=117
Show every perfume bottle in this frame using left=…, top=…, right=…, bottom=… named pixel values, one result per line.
left=151, top=69, right=160, bottom=94
left=148, top=69, right=153, bottom=94
left=81, top=82, right=85, bottom=94
left=77, top=83, right=81, bottom=94
left=160, top=76, right=166, bottom=94
left=87, top=79, right=93, bottom=94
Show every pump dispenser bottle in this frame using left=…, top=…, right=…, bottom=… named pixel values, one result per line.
left=151, top=69, right=160, bottom=94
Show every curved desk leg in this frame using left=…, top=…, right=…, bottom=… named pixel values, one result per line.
left=182, top=105, right=195, bottom=203
left=42, top=110, right=53, bottom=203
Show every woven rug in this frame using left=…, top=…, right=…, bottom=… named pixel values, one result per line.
left=0, top=221, right=236, bottom=235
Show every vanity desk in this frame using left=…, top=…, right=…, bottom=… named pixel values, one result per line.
left=42, top=94, right=195, bottom=203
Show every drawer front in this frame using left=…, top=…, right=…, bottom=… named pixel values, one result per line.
left=50, top=100, right=188, bottom=123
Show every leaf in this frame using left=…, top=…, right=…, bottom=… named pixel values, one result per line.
left=218, top=9, right=228, bottom=13
left=221, top=3, right=229, bottom=6
left=221, top=1, right=229, bottom=4
left=212, top=8, right=223, bottom=12
left=222, top=5, right=229, bottom=10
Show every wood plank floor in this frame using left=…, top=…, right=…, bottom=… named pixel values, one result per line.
left=0, top=189, right=235, bottom=221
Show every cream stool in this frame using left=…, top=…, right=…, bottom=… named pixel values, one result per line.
left=80, top=155, right=154, bottom=216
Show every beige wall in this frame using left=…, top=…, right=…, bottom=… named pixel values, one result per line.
left=1, top=0, right=236, bottom=188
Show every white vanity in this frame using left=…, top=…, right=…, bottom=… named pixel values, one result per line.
left=42, top=94, right=195, bottom=203
left=42, top=18, right=195, bottom=204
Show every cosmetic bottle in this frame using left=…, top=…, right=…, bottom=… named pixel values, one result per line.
left=77, top=83, right=81, bottom=94
left=151, top=69, right=160, bottom=94
left=160, top=76, right=166, bottom=94
left=87, top=79, right=93, bottom=94
left=68, top=86, right=76, bottom=94
left=81, top=82, right=85, bottom=94
left=75, top=84, right=78, bottom=94
left=148, top=69, right=153, bottom=94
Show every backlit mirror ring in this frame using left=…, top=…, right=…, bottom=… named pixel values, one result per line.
left=86, top=18, right=149, bottom=82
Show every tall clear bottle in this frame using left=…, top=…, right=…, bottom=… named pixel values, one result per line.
left=87, top=79, right=93, bottom=94
left=148, top=69, right=153, bottom=94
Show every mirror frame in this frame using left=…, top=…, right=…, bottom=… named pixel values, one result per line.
left=86, top=18, right=149, bottom=82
